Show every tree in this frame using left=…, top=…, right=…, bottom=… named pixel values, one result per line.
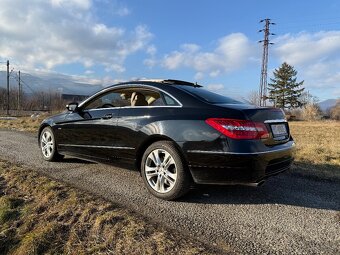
left=247, top=90, right=261, bottom=106
left=299, top=90, right=319, bottom=106
left=268, top=62, right=305, bottom=109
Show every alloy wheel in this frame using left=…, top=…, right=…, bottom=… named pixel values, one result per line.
left=145, top=149, right=177, bottom=193
left=41, top=129, right=54, bottom=158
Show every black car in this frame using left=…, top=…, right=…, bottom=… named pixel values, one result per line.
left=39, top=79, right=294, bottom=200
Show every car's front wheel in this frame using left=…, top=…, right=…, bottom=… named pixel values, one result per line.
left=40, top=126, right=64, bottom=161
left=141, top=141, right=190, bottom=200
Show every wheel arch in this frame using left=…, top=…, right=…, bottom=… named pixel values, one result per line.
left=38, top=123, right=50, bottom=145
left=134, top=135, right=189, bottom=173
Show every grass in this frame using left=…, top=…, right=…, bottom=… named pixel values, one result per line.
left=289, top=121, right=340, bottom=180
left=0, top=115, right=47, bottom=133
left=0, top=160, right=218, bottom=255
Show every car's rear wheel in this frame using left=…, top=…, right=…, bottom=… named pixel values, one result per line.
left=40, top=126, right=64, bottom=161
left=141, top=141, right=190, bottom=200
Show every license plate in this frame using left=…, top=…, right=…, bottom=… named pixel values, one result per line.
left=271, top=124, right=287, bottom=137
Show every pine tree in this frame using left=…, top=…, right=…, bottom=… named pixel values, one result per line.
left=268, top=62, right=304, bottom=109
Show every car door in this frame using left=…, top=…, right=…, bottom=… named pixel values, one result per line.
left=114, top=87, right=172, bottom=163
left=56, top=88, right=129, bottom=161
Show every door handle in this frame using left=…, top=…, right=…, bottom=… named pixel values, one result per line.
left=102, top=113, right=113, bottom=119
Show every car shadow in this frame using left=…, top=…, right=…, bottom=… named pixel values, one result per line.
left=179, top=165, right=340, bottom=211
left=60, top=157, right=95, bottom=164
left=57, top=157, right=339, bottom=211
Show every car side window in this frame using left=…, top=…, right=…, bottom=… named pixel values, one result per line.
left=83, top=90, right=130, bottom=110
left=82, top=87, right=180, bottom=110
left=163, top=93, right=180, bottom=106
left=119, top=88, right=166, bottom=107
left=144, top=90, right=164, bottom=106
left=128, top=89, right=180, bottom=107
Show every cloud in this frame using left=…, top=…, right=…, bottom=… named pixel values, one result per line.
left=84, top=70, right=94, bottom=74
left=161, top=33, right=257, bottom=77
left=274, top=31, right=340, bottom=97
left=274, top=31, right=340, bottom=65
left=0, top=0, right=152, bottom=73
left=144, top=45, right=158, bottom=68
left=206, top=84, right=224, bottom=91
left=115, top=6, right=131, bottom=16
left=194, top=72, right=204, bottom=80
left=146, top=45, right=157, bottom=56
left=50, top=0, right=92, bottom=9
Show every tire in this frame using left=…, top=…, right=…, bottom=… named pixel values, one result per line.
left=39, top=126, right=64, bottom=162
left=141, top=141, right=191, bottom=200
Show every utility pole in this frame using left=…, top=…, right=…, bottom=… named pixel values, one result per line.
left=49, top=87, right=52, bottom=113
left=18, top=71, right=21, bottom=111
left=258, top=19, right=275, bottom=106
left=6, top=60, right=9, bottom=115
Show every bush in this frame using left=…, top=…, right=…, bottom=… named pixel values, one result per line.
left=330, top=100, right=340, bottom=120
left=301, top=104, right=322, bottom=121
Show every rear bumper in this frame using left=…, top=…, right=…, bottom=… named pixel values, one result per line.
left=185, top=143, right=295, bottom=185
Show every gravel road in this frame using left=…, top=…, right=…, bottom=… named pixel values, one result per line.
left=0, top=130, right=339, bottom=254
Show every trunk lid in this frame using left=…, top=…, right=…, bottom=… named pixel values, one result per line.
left=216, top=104, right=290, bottom=145
left=242, top=106, right=290, bottom=145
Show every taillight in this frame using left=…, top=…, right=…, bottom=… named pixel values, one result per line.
left=205, top=118, right=269, bottom=140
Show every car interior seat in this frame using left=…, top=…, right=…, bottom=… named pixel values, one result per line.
left=131, top=92, right=148, bottom=106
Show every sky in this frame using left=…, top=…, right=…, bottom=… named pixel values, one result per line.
left=1, top=0, right=340, bottom=100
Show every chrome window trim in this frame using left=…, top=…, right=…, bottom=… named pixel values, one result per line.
left=78, top=84, right=183, bottom=109
left=79, top=105, right=182, bottom=113
left=119, top=105, right=182, bottom=109
left=187, top=145, right=294, bottom=155
left=264, top=119, right=287, bottom=123
left=58, top=144, right=135, bottom=150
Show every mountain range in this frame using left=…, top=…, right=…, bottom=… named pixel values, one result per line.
left=0, top=71, right=338, bottom=111
left=0, top=71, right=103, bottom=96
left=318, top=99, right=338, bottom=112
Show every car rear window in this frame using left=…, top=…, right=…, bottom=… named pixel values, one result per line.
left=178, top=86, right=245, bottom=104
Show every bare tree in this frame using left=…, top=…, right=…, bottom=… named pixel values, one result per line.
left=247, top=90, right=261, bottom=106
left=0, top=88, right=6, bottom=110
left=0, top=84, right=71, bottom=115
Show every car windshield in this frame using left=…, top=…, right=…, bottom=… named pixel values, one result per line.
left=178, top=86, right=246, bottom=104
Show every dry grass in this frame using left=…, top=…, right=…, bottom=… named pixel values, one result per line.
left=289, top=121, right=340, bottom=180
left=0, top=115, right=48, bottom=133
left=0, top=160, right=218, bottom=255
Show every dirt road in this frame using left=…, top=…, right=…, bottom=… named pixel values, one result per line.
left=0, top=130, right=339, bottom=254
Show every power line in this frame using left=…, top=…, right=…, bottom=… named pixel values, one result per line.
left=258, top=19, right=275, bottom=107
left=9, top=71, right=23, bottom=111
left=12, top=73, right=37, bottom=95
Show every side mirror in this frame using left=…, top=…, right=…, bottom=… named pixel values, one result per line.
left=66, top=102, right=79, bottom=112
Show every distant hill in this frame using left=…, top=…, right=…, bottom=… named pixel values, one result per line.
left=0, top=71, right=103, bottom=96
left=1, top=71, right=338, bottom=109
left=318, top=99, right=338, bottom=112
